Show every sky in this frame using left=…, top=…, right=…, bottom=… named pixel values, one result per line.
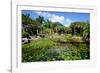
left=22, top=10, right=90, bottom=27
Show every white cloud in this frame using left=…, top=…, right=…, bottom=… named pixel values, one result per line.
left=35, top=11, right=72, bottom=27
left=35, top=11, right=64, bottom=23
left=36, top=12, right=42, bottom=15
left=35, top=11, right=50, bottom=17
left=48, top=14, right=64, bottom=24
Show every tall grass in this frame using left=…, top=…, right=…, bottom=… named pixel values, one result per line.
left=22, top=37, right=90, bottom=62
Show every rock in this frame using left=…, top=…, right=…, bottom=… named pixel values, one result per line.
left=22, top=38, right=31, bottom=44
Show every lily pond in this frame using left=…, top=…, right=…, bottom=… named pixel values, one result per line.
left=22, top=34, right=90, bottom=62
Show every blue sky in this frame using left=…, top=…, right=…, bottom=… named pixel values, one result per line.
left=22, top=10, right=90, bottom=27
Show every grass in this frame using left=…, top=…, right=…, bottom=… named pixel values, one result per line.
left=22, top=38, right=55, bottom=62
left=22, top=34, right=90, bottom=62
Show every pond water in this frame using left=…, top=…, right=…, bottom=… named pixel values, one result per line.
left=22, top=40, right=90, bottom=62
left=40, top=43, right=90, bottom=61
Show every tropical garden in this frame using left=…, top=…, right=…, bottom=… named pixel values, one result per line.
left=22, top=11, right=90, bottom=62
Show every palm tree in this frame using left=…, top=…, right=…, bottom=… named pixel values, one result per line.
left=82, top=23, right=90, bottom=42
left=36, top=16, right=45, bottom=34
left=70, top=22, right=84, bottom=36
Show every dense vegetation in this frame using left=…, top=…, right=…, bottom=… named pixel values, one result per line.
left=22, top=13, right=90, bottom=62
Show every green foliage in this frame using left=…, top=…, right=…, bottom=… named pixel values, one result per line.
left=22, top=14, right=90, bottom=62
left=36, top=16, right=45, bottom=25
left=22, top=39, right=55, bottom=62
left=22, top=14, right=34, bottom=24
left=82, top=23, right=90, bottom=42
left=22, top=38, right=90, bottom=62
left=22, top=31, right=30, bottom=38
left=70, top=22, right=90, bottom=42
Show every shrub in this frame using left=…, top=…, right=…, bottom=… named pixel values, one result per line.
left=22, top=31, right=30, bottom=38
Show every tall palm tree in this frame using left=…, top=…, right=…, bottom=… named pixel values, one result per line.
left=36, top=16, right=45, bottom=34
